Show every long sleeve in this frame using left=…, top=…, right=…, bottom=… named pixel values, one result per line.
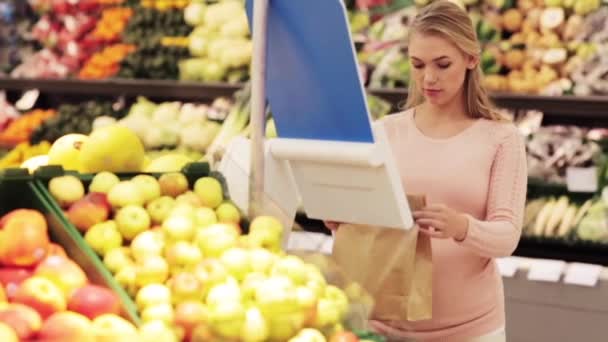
left=456, top=126, right=528, bottom=258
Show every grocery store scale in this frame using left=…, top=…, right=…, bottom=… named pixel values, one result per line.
left=219, top=0, right=414, bottom=239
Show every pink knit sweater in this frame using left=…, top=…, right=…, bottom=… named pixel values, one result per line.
left=370, top=110, right=527, bottom=341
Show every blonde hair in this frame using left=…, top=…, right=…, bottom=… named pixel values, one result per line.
left=405, top=0, right=505, bottom=121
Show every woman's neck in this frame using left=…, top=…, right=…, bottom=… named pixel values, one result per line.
left=420, top=92, right=468, bottom=122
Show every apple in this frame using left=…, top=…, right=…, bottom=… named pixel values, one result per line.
left=195, top=223, right=239, bottom=258
left=168, top=272, right=203, bottom=304
left=219, top=247, right=251, bottom=281
left=115, top=205, right=151, bottom=240
left=141, top=303, right=174, bottom=324
left=272, top=255, right=308, bottom=285
left=68, top=284, right=121, bottom=320
left=313, top=298, right=341, bottom=328
left=48, top=175, right=85, bottom=208
left=130, top=230, right=165, bottom=262
left=164, top=241, right=203, bottom=274
left=67, top=192, right=111, bottom=232
left=89, top=171, right=120, bottom=194
left=34, top=255, right=88, bottom=298
left=241, top=306, right=269, bottom=342
left=139, top=320, right=179, bottom=342
left=206, top=278, right=242, bottom=308
left=194, top=177, right=223, bottom=209
left=47, top=243, right=67, bottom=258
left=267, top=313, right=306, bottom=341
left=169, top=202, right=196, bottom=218
left=114, top=265, right=137, bottom=297
left=0, top=322, right=18, bottom=342
left=13, top=276, right=67, bottom=319
left=136, top=283, right=172, bottom=310
left=107, top=181, right=145, bottom=208
left=174, top=301, right=209, bottom=340
left=0, top=209, right=46, bottom=228
left=135, top=255, right=169, bottom=287
left=162, top=214, right=196, bottom=242
left=216, top=202, right=241, bottom=224
left=254, top=276, right=300, bottom=316
left=0, top=210, right=49, bottom=267
left=195, top=207, right=218, bottom=228
left=92, top=314, right=138, bottom=342
left=176, top=191, right=202, bottom=207
left=158, top=172, right=189, bottom=197
left=85, top=220, right=122, bottom=256
left=324, top=285, right=349, bottom=319
left=103, top=247, right=133, bottom=273
left=193, top=259, right=229, bottom=296
left=38, top=311, right=94, bottom=342
left=0, top=303, right=42, bottom=339
left=290, top=328, right=327, bottom=342
left=241, top=272, right=267, bottom=305
left=191, top=323, right=217, bottom=342
left=207, top=299, right=245, bottom=339
left=0, top=285, right=4, bottom=302
left=131, top=175, right=161, bottom=204
left=296, top=286, right=318, bottom=312
left=146, top=196, right=175, bottom=224
left=248, top=216, right=284, bottom=252
left=249, top=248, right=277, bottom=275
left=0, top=267, right=33, bottom=300
left=329, top=331, right=359, bottom=342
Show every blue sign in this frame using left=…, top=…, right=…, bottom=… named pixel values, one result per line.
left=245, top=0, right=375, bottom=143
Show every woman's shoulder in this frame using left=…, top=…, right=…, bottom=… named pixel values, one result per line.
left=478, top=117, right=523, bottom=147
left=375, top=108, right=414, bottom=127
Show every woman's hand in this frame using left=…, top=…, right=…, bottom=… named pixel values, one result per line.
left=413, top=204, right=469, bottom=240
left=324, top=221, right=342, bottom=231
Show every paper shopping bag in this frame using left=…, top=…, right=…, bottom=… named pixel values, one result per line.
left=331, top=194, right=432, bottom=322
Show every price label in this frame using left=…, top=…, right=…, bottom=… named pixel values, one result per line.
left=496, top=257, right=519, bottom=278
left=566, top=167, right=598, bottom=193
left=527, top=259, right=566, bottom=283
left=564, top=263, right=602, bottom=287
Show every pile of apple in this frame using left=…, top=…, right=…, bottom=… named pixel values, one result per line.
left=0, top=208, right=147, bottom=341
left=46, top=171, right=357, bottom=342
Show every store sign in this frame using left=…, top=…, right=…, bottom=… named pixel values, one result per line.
left=527, top=259, right=566, bottom=283
left=563, top=262, right=602, bottom=287
left=566, top=167, right=598, bottom=193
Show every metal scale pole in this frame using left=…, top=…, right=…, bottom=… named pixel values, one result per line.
left=248, top=0, right=269, bottom=219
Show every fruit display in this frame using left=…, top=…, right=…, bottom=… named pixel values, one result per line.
left=0, top=1, right=38, bottom=75
left=30, top=100, right=127, bottom=145
left=0, top=109, right=56, bottom=147
left=0, top=207, right=141, bottom=341
left=118, top=45, right=190, bottom=80
left=179, top=0, right=252, bottom=83
left=0, top=141, right=51, bottom=170
left=78, top=43, right=137, bottom=79
left=43, top=170, right=361, bottom=341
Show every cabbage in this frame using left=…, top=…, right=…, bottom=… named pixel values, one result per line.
left=204, top=0, right=245, bottom=31
left=577, top=201, right=608, bottom=242
left=219, top=14, right=250, bottom=38
left=184, top=1, right=206, bottom=27
left=189, top=35, right=208, bottom=57
left=128, top=96, right=157, bottom=118
left=152, top=102, right=181, bottom=123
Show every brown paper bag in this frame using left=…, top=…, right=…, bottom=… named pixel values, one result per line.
left=331, top=195, right=432, bottom=322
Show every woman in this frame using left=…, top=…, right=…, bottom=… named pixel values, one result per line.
left=326, top=1, right=527, bottom=341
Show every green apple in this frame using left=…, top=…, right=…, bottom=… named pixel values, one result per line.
left=266, top=314, right=306, bottom=341
left=206, top=278, right=241, bottom=308
left=241, top=306, right=269, bottom=342
left=168, top=272, right=203, bottom=304
left=85, top=220, right=123, bottom=256
left=49, top=175, right=85, bottom=208
left=165, top=241, right=203, bottom=275
left=115, top=265, right=137, bottom=297
left=254, top=276, right=300, bottom=317
left=313, top=298, right=341, bottom=328
left=324, top=285, right=349, bottom=319
left=272, top=255, right=308, bottom=285
left=306, top=278, right=327, bottom=302
left=215, top=202, right=241, bottom=224
left=296, top=286, right=318, bottom=311
left=241, top=272, right=267, bottom=306
left=146, top=196, right=176, bottom=224
left=174, top=301, right=209, bottom=341
left=193, top=177, right=223, bottom=209
left=136, top=284, right=172, bottom=310
left=107, top=181, right=145, bottom=208
left=104, top=247, right=134, bottom=274
left=141, top=303, right=174, bottom=324
left=169, top=202, right=196, bottom=219
left=193, top=259, right=229, bottom=296
left=219, top=247, right=251, bottom=281
left=194, top=207, right=217, bottom=228
left=89, top=172, right=120, bottom=194
left=176, top=191, right=202, bottom=207
left=207, top=299, right=245, bottom=339
left=162, top=214, right=196, bottom=242
left=139, top=320, right=179, bottom=342
left=249, top=216, right=283, bottom=236
left=248, top=216, right=284, bottom=252
left=92, top=314, right=138, bottom=342
left=288, top=328, right=327, bottom=342
left=195, top=224, right=239, bottom=258
left=131, top=175, right=161, bottom=204
left=130, top=230, right=165, bottom=262
left=136, top=255, right=169, bottom=287
left=249, top=248, right=277, bottom=275
left=158, top=172, right=189, bottom=198
left=115, top=205, right=151, bottom=240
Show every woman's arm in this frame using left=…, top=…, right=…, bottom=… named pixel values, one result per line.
left=455, top=127, right=528, bottom=258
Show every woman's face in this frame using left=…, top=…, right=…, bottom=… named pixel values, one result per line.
left=409, top=32, right=476, bottom=107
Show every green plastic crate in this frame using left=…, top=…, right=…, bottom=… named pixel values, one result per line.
left=0, top=168, right=140, bottom=325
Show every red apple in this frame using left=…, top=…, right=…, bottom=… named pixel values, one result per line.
left=92, top=314, right=138, bottom=342
left=66, top=193, right=111, bottom=232
left=47, top=243, right=67, bottom=258
left=0, top=210, right=49, bottom=267
left=13, top=276, right=66, bottom=319
left=34, top=255, right=88, bottom=298
left=68, top=284, right=121, bottom=320
left=38, top=311, right=94, bottom=342
left=0, top=267, right=33, bottom=300
left=0, top=303, right=42, bottom=339
left=174, top=301, right=209, bottom=341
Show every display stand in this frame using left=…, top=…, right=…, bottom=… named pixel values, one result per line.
left=234, top=0, right=413, bottom=231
